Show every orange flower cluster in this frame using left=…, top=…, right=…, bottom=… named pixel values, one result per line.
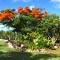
left=18, top=6, right=48, bottom=20
left=0, top=10, right=15, bottom=21
left=0, top=6, right=48, bottom=21
left=18, top=6, right=31, bottom=14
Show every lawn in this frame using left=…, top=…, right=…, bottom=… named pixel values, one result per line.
left=0, top=39, right=60, bottom=60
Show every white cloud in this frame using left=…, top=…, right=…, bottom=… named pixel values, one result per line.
left=51, top=0, right=60, bottom=2
left=29, top=5, right=35, bottom=10
left=55, top=4, right=60, bottom=8
left=0, top=24, right=14, bottom=31
left=51, top=0, right=60, bottom=9
left=57, top=4, right=60, bottom=8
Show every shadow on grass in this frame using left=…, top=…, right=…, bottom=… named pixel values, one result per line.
left=0, top=51, right=60, bottom=60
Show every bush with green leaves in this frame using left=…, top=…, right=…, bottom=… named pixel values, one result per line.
left=40, top=14, right=60, bottom=43
left=33, top=34, right=52, bottom=48
left=19, top=32, right=53, bottom=49
left=0, top=31, right=56, bottom=49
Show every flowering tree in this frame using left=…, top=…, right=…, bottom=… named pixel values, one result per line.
left=0, top=6, right=60, bottom=49
left=0, top=6, right=48, bottom=33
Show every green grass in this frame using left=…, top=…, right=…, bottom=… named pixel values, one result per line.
left=0, top=39, right=16, bottom=52
left=0, top=52, right=60, bottom=60
left=0, top=39, right=60, bottom=60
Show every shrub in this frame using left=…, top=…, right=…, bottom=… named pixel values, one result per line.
left=21, top=32, right=53, bottom=49
left=33, top=34, right=52, bottom=48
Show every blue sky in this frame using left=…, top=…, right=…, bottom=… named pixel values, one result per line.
left=0, top=0, right=60, bottom=14
left=0, top=0, right=60, bottom=31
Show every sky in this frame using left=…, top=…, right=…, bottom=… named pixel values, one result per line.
left=0, top=0, right=60, bottom=14
left=0, top=0, right=60, bottom=31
